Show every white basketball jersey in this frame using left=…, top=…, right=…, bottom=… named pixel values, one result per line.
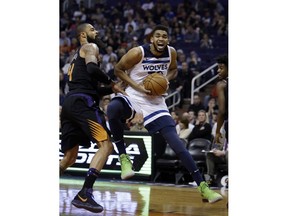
left=124, top=44, right=172, bottom=126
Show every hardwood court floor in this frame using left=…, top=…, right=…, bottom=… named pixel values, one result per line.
left=60, top=177, right=228, bottom=216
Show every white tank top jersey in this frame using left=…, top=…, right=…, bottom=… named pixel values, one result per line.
left=123, top=44, right=172, bottom=126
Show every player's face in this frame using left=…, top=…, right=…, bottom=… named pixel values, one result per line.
left=150, top=30, right=169, bottom=52
left=217, top=63, right=228, bottom=79
left=86, top=25, right=99, bottom=43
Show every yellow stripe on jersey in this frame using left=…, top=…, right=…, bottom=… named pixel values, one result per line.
left=87, top=119, right=108, bottom=142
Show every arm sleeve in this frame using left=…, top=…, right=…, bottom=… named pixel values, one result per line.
left=97, top=86, right=114, bottom=97
left=86, top=62, right=112, bottom=85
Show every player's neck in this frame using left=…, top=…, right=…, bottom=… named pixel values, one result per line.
left=149, top=44, right=163, bottom=57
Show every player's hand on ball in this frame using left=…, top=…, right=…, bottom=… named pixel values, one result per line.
left=137, top=83, right=151, bottom=95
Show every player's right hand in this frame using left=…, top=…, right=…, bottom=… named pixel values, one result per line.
left=136, top=83, right=151, bottom=95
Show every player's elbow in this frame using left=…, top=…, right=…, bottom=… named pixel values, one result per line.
left=114, top=64, right=124, bottom=77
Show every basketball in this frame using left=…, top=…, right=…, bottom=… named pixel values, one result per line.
left=143, top=73, right=168, bottom=96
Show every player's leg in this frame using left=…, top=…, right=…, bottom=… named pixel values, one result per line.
left=59, top=96, right=82, bottom=175
left=154, top=117, right=222, bottom=203
left=72, top=139, right=113, bottom=213
left=59, top=145, right=79, bottom=175
left=107, top=97, right=135, bottom=179
left=67, top=96, right=110, bottom=213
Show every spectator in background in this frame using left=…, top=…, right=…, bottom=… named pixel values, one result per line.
left=91, top=7, right=104, bottom=24
left=113, top=17, right=124, bottom=34
left=176, top=117, right=193, bottom=142
left=166, top=68, right=183, bottom=108
left=102, top=46, right=118, bottom=68
left=123, top=2, right=134, bottom=18
left=171, top=26, right=184, bottom=43
left=164, top=3, right=175, bottom=22
left=141, top=0, right=154, bottom=11
left=187, top=92, right=205, bottom=116
left=176, top=112, right=195, bottom=133
left=104, top=55, right=117, bottom=74
left=178, top=61, right=193, bottom=100
left=187, top=51, right=201, bottom=66
left=170, top=111, right=180, bottom=125
left=70, top=37, right=79, bottom=51
left=123, top=24, right=139, bottom=46
left=211, top=119, right=226, bottom=144
left=183, top=25, right=200, bottom=43
left=60, top=30, right=71, bottom=47
left=205, top=96, right=218, bottom=126
left=106, top=56, right=118, bottom=81
left=187, top=51, right=202, bottom=87
left=60, top=37, right=71, bottom=58
left=205, top=141, right=228, bottom=187
left=130, top=116, right=147, bottom=132
left=216, top=15, right=227, bottom=36
left=124, top=15, right=137, bottom=33
left=176, top=51, right=187, bottom=70
left=187, top=110, right=196, bottom=125
left=200, top=33, right=214, bottom=49
left=192, top=0, right=205, bottom=13
left=188, top=109, right=212, bottom=142
left=116, top=47, right=127, bottom=60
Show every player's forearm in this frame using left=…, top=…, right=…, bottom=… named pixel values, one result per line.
left=216, top=114, right=225, bottom=134
left=87, top=62, right=112, bottom=85
left=114, top=67, right=139, bottom=90
left=97, top=86, right=113, bottom=96
left=166, top=68, right=178, bottom=81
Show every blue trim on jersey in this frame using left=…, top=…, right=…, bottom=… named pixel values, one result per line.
left=144, top=110, right=170, bottom=122
left=142, top=60, right=170, bottom=64
left=145, top=115, right=175, bottom=134
left=122, top=95, right=133, bottom=107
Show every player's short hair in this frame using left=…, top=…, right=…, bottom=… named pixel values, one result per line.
left=151, top=25, right=169, bottom=36
left=76, top=23, right=89, bottom=39
left=216, top=55, right=228, bottom=67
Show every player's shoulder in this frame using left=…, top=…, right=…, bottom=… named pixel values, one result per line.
left=168, top=45, right=177, bottom=57
left=126, top=46, right=143, bottom=57
left=168, top=45, right=177, bottom=53
left=217, top=80, right=227, bottom=89
left=80, top=43, right=99, bottom=55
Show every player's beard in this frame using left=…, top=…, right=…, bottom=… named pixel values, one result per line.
left=87, top=35, right=107, bottom=49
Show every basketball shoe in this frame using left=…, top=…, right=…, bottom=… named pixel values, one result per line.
left=198, top=181, right=223, bottom=203
left=119, top=154, right=135, bottom=180
left=71, top=188, right=103, bottom=213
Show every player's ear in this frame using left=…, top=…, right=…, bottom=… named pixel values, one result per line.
left=80, top=32, right=87, bottom=39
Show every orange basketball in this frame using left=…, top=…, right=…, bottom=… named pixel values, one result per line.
left=143, top=73, right=168, bottom=96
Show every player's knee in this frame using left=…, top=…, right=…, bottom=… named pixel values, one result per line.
left=66, top=155, right=77, bottom=166
left=98, top=140, right=114, bottom=155
left=61, top=155, right=76, bottom=168
left=106, top=141, right=114, bottom=155
left=107, top=99, right=122, bottom=119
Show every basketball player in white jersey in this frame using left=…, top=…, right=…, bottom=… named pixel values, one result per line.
left=107, top=25, right=222, bottom=203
